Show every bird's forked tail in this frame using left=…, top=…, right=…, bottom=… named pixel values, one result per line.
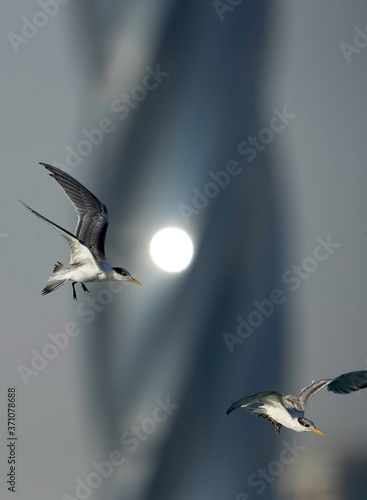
left=41, top=261, right=69, bottom=296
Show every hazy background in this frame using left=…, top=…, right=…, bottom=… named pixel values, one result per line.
left=1, top=1, right=367, bottom=499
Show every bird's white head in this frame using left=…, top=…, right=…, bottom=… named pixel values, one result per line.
left=297, top=417, right=324, bottom=435
left=112, top=267, right=142, bottom=285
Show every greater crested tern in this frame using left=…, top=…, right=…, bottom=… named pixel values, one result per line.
left=227, top=370, right=367, bottom=435
left=21, top=163, right=142, bottom=299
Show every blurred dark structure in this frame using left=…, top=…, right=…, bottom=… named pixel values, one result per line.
left=71, top=1, right=285, bottom=499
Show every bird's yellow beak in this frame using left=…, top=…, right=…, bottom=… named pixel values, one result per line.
left=128, top=277, right=143, bottom=286
left=311, top=427, right=324, bottom=436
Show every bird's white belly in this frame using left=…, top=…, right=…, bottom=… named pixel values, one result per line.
left=65, top=262, right=115, bottom=283
left=262, top=405, right=304, bottom=431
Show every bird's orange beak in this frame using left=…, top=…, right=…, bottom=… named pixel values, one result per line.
left=128, top=277, right=143, bottom=286
left=311, top=427, right=324, bottom=436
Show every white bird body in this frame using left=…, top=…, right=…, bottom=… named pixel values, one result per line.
left=257, top=403, right=304, bottom=432
left=227, top=370, right=367, bottom=435
left=21, top=163, right=142, bottom=299
left=52, top=261, right=121, bottom=283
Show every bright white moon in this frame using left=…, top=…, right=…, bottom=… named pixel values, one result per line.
left=150, top=228, right=194, bottom=272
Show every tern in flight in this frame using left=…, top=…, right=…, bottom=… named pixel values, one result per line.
left=226, top=370, right=367, bottom=435
left=21, top=163, right=142, bottom=300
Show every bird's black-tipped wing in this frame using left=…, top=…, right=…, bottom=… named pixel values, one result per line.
left=297, top=370, right=367, bottom=410
left=20, top=201, right=99, bottom=268
left=326, top=370, right=367, bottom=395
left=226, top=391, right=284, bottom=415
left=40, top=163, right=110, bottom=262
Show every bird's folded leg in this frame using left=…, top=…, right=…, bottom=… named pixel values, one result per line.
left=81, top=283, right=89, bottom=293
left=268, top=416, right=282, bottom=434
left=72, top=281, right=77, bottom=300
left=274, top=422, right=282, bottom=434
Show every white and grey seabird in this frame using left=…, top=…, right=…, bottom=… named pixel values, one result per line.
left=21, top=163, right=142, bottom=299
left=227, top=370, right=367, bottom=435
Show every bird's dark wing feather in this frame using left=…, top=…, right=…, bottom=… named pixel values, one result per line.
left=297, top=370, right=367, bottom=410
left=226, top=391, right=284, bottom=415
left=326, top=370, right=367, bottom=395
left=20, top=201, right=99, bottom=268
left=40, top=163, right=109, bottom=261
left=242, top=407, right=268, bottom=418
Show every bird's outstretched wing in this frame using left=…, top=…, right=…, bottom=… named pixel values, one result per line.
left=297, top=370, right=367, bottom=410
left=40, top=163, right=110, bottom=262
left=326, top=370, right=367, bottom=394
left=226, top=391, right=284, bottom=415
left=20, top=201, right=99, bottom=268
